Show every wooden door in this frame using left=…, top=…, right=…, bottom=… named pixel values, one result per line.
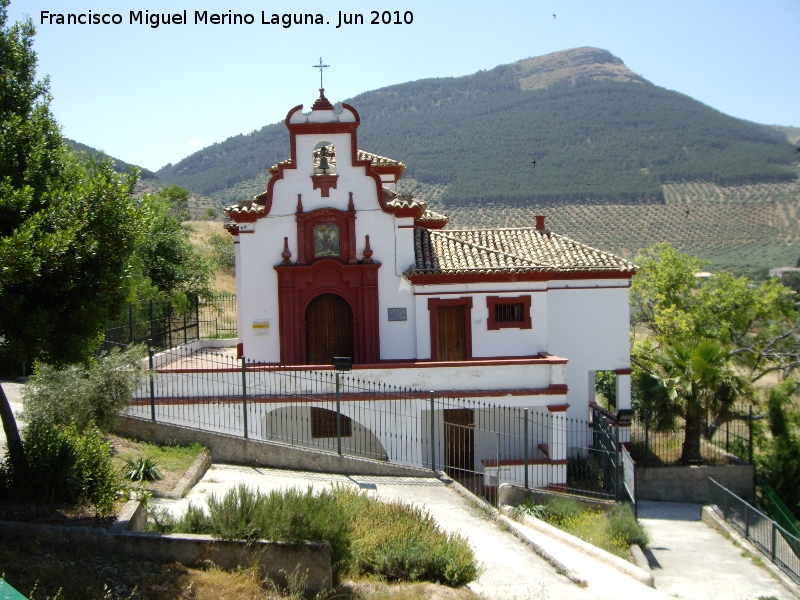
left=436, top=305, right=466, bottom=361
left=444, top=408, right=474, bottom=476
left=305, top=294, right=354, bottom=365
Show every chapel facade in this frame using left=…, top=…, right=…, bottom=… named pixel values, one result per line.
left=224, top=90, right=637, bottom=422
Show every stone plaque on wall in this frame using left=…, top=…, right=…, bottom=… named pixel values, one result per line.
left=388, top=308, right=407, bottom=322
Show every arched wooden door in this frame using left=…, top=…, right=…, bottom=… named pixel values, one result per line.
left=305, top=293, right=354, bottom=365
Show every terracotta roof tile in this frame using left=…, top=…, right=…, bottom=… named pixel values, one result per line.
left=410, top=227, right=637, bottom=275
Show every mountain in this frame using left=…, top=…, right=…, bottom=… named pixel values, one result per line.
left=155, top=47, right=796, bottom=209
left=65, top=138, right=160, bottom=180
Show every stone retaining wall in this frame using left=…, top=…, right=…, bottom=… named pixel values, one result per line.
left=115, top=415, right=438, bottom=478
left=636, top=465, right=754, bottom=503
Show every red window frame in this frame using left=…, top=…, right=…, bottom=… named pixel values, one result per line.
left=486, top=295, right=532, bottom=330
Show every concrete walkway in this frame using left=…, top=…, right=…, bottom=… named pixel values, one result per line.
left=154, top=465, right=666, bottom=600
left=639, top=501, right=797, bottom=600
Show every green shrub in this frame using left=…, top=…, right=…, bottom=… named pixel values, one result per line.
left=567, top=451, right=603, bottom=492
left=542, top=495, right=583, bottom=525
left=511, top=498, right=547, bottom=520
left=123, top=456, right=162, bottom=482
left=16, top=422, right=122, bottom=515
left=21, top=345, right=145, bottom=432
left=159, top=484, right=479, bottom=586
left=608, top=504, right=649, bottom=547
left=37, top=440, right=81, bottom=503
left=346, top=496, right=478, bottom=586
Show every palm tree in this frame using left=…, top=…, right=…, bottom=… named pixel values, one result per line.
left=651, top=339, right=749, bottom=464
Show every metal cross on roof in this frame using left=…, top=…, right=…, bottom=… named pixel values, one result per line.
left=312, top=57, right=330, bottom=89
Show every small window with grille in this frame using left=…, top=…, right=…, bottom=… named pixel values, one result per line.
left=495, top=303, right=524, bottom=323
left=487, top=296, right=532, bottom=330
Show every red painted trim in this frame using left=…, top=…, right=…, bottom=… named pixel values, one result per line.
left=414, top=288, right=547, bottom=296
left=237, top=230, right=255, bottom=234
left=136, top=386, right=564, bottom=404
left=295, top=207, right=356, bottom=265
left=407, top=270, right=635, bottom=285
left=615, top=368, right=632, bottom=375
left=253, top=100, right=392, bottom=219
left=547, top=403, right=570, bottom=413
left=275, top=259, right=381, bottom=365
left=387, top=205, right=425, bottom=219
left=397, top=225, right=416, bottom=229
left=428, top=297, right=473, bottom=361
left=311, top=174, right=338, bottom=197
left=158, top=354, right=568, bottom=374
left=482, top=458, right=568, bottom=467
left=415, top=219, right=448, bottom=230
left=486, top=295, right=532, bottom=330
left=549, top=284, right=632, bottom=290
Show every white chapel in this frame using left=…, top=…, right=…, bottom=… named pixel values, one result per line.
left=224, top=90, right=637, bottom=423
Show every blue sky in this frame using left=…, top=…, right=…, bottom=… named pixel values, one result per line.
left=7, top=0, right=799, bottom=171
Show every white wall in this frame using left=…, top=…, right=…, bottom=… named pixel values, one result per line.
left=546, top=281, right=632, bottom=419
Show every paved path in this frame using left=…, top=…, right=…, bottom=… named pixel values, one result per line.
left=639, top=501, right=797, bottom=600
left=154, top=465, right=665, bottom=600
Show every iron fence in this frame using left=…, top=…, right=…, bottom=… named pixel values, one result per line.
left=630, top=404, right=754, bottom=467
left=128, top=346, right=626, bottom=502
left=198, top=293, right=237, bottom=340
left=709, top=478, right=800, bottom=585
left=104, top=294, right=238, bottom=353
left=104, top=297, right=200, bottom=353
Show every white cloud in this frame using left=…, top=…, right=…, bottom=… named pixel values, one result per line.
left=187, top=138, right=201, bottom=147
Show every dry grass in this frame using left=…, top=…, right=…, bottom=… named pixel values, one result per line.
left=183, top=220, right=237, bottom=294
left=214, top=268, right=237, bottom=294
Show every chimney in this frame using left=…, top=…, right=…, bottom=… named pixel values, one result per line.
left=535, top=215, right=546, bottom=231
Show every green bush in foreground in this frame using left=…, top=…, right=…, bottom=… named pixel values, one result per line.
left=154, top=484, right=478, bottom=586
left=2, top=421, right=122, bottom=515
left=514, top=495, right=649, bottom=559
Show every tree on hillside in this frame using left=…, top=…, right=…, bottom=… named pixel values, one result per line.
left=0, top=2, right=143, bottom=474
left=131, top=185, right=213, bottom=302
left=632, top=243, right=800, bottom=382
left=631, top=243, right=800, bottom=463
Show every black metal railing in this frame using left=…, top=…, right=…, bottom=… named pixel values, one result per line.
left=630, top=404, right=754, bottom=467
left=198, top=293, right=237, bottom=340
left=127, top=346, right=626, bottom=503
left=104, top=294, right=238, bottom=353
left=709, top=478, right=800, bottom=584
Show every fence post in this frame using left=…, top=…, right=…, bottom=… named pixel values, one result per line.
left=697, top=409, right=703, bottom=465
left=430, top=391, right=436, bottom=472
left=183, top=307, right=187, bottom=345
left=336, top=372, right=342, bottom=456
left=241, top=356, right=248, bottom=439
left=723, top=483, right=729, bottom=520
left=168, top=302, right=173, bottom=350
left=615, top=419, right=622, bottom=501
left=644, top=407, right=650, bottom=469
left=726, top=419, right=730, bottom=453
left=524, top=408, right=529, bottom=490
left=748, top=405, right=754, bottom=465
left=148, top=339, right=155, bottom=422
left=771, top=521, right=777, bottom=564
left=128, top=303, right=134, bottom=345
left=149, top=299, right=154, bottom=348
left=745, top=502, right=750, bottom=539
left=496, top=431, right=501, bottom=508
